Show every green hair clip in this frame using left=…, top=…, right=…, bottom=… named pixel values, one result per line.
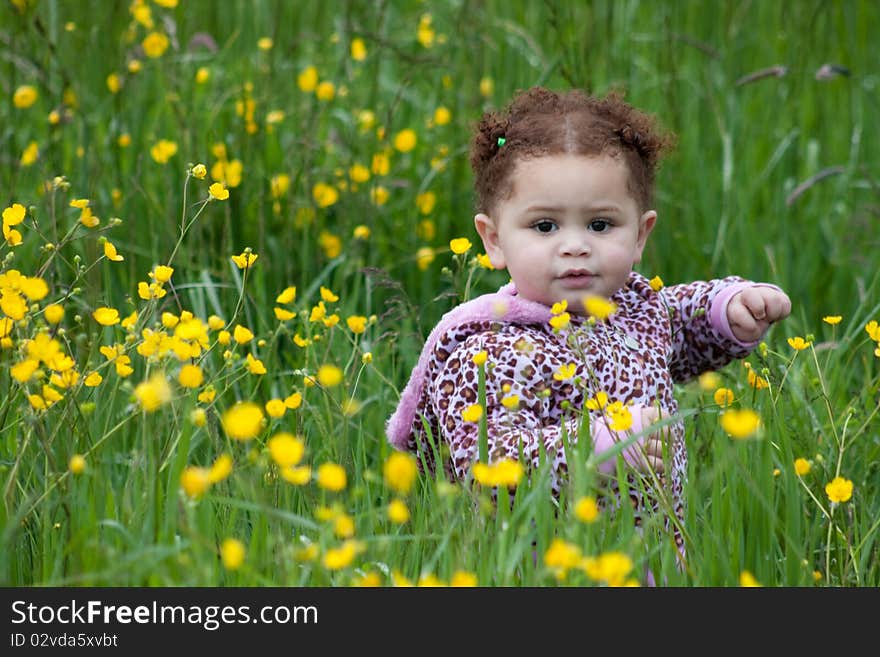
left=496, top=137, right=506, bottom=147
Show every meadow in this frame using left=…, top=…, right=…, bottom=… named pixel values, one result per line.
left=1, top=0, right=878, bottom=586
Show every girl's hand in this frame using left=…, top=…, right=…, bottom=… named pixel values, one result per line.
left=727, top=286, right=792, bottom=343
left=637, top=406, right=667, bottom=474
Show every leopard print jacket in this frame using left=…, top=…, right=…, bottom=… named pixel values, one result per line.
left=387, top=271, right=762, bottom=537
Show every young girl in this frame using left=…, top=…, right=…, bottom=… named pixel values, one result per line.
left=386, top=87, right=790, bottom=552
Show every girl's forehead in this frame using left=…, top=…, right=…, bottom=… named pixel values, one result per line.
left=505, top=153, right=633, bottom=198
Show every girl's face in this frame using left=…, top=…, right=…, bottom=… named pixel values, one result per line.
left=474, top=153, right=656, bottom=313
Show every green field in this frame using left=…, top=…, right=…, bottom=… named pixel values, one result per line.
left=2, top=0, right=878, bottom=586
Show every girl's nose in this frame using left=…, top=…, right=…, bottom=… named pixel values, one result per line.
left=559, top=231, right=590, bottom=256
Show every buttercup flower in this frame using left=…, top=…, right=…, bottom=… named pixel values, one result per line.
left=461, top=404, right=483, bottom=423
left=383, top=452, right=418, bottom=495
left=317, top=463, right=347, bottom=491
left=209, top=182, right=229, bottom=200
left=822, top=315, right=842, bottom=325
left=14, top=85, right=39, bottom=109
left=794, top=458, right=811, bottom=477
left=449, top=237, right=472, bottom=254
left=825, top=476, right=853, bottom=503
left=787, top=336, right=812, bottom=351
left=92, top=307, right=120, bottom=326
left=142, top=31, right=169, bottom=58
left=720, top=409, right=761, bottom=439
left=387, top=499, right=410, bottom=524
left=582, top=295, right=617, bottom=320
left=231, top=251, right=258, bottom=269
left=574, top=496, right=600, bottom=523
left=221, top=402, right=265, bottom=440
left=220, top=538, right=245, bottom=570
left=393, top=129, right=417, bottom=152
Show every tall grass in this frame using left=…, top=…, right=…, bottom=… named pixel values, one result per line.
left=1, top=0, right=878, bottom=586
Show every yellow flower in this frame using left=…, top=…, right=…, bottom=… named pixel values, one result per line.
left=747, top=369, right=769, bottom=390
left=274, top=286, right=297, bottom=304
left=698, top=371, right=720, bottom=391
left=320, top=286, right=339, bottom=302
left=461, top=404, right=483, bottom=423
left=246, top=353, right=266, bottom=375
left=605, top=401, right=633, bottom=432
left=825, top=476, right=853, bottom=503
left=450, top=571, right=478, bottom=587
left=312, top=182, right=339, bottom=208
left=152, top=265, right=174, bottom=283
left=547, top=311, right=570, bottom=331
left=13, top=85, right=39, bottom=109
left=280, top=465, right=311, bottom=485
left=714, top=387, right=735, bottom=406
left=433, top=106, right=451, bottom=126
left=350, top=37, right=367, bottom=61
left=582, top=551, right=635, bottom=587
left=231, top=325, right=253, bottom=345
left=268, top=432, right=305, bottom=468
left=416, top=191, right=436, bottom=215
left=221, top=402, right=265, bottom=440
left=265, top=399, right=287, bottom=418
left=371, top=151, right=390, bottom=175
left=787, top=336, right=812, bottom=351
left=79, top=207, right=100, bottom=228
left=739, top=571, right=761, bottom=587
left=317, top=463, right=347, bottom=491
left=231, top=251, right=258, bottom=269
left=134, top=373, right=172, bottom=412
left=476, top=253, right=494, bottom=269
left=257, top=36, right=273, bottom=50
left=103, top=240, right=124, bottom=262
left=298, top=65, right=318, bottom=92
left=501, top=394, right=520, bottom=410
left=822, top=315, right=842, bottom=325
left=68, top=454, right=86, bottom=475
left=210, top=456, right=233, bottom=483
left=864, top=320, right=880, bottom=342
left=720, top=408, right=761, bottom=439
left=383, top=452, right=418, bottom=495
left=387, top=499, right=410, bottom=524
left=794, top=458, right=811, bottom=477
left=472, top=351, right=488, bottom=367
left=150, top=139, right=178, bottom=164
left=142, top=31, right=169, bottom=58
left=393, top=129, right=417, bottom=153
left=2, top=203, right=26, bottom=225
left=553, top=363, right=576, bottom=381
left=106, top=72, right=121, bottom=94
left=44, top=304, right=64, bottom=324
left=416, top=246, right=435, bottom=271
left=416, top=13, right=435, bottom=48
left=178, top=364, right=204, bottom=388
left=346, top=315, right=367, bottom=334
left=92, top=307, right=120, bottom=326
left=317, top=364, right=344, bottom=387
left=472, top=459, right=524, bottom=487
left=20, top=141, right=39, bottom=166
left=574, top=496, right=600, bottom=523
left=84, top=372, right=103, bottom=387
left=582, top=295, right=617, bottom=319
left=585, top=391, right=610, bottom=411
left=316, top=80, right=335, bottom=101
left=543, top=538, right=581, bottom=579
left=449, top=237, right=472, bottom=254
left=649, top=275, right=664, bottom=291
left=322, top=540, right=363, bottom=570
left=220, top=538, right=246, bottom=570
left=370, top=185, right=389, bottom=206
left=208, top=182, right=229, bottom=200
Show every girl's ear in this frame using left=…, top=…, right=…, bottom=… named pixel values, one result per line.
left=632, top=210, right=657, bottom=264
left=474, top=213, right=507, bottom=270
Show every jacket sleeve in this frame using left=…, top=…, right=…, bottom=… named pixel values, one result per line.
left=659, top=276, right=777, bottom=383
left=429, top=329, right=650, bottom=493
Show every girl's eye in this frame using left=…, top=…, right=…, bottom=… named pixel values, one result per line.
left=589, top=219, right=610, bottom=232
left=532, top=220, right=557, bottom=234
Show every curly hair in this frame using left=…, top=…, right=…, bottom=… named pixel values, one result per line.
left=469, top=87, right=676, bottom=214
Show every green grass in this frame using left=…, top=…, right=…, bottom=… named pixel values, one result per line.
left=1, top=0, right=878, bottom=586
